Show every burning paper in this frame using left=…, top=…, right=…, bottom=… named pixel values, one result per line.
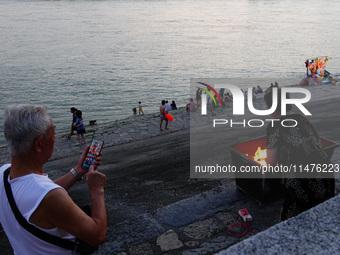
left=252, top=147, right=267, bottom=167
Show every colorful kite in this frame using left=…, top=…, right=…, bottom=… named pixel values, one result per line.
left=301, top=56, right=337, bottom=85
left=305, top=56, right=331, bottom=78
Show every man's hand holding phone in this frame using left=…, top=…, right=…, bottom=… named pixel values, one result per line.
left=74, top=140, right=104, bottom=180
left=81, top=139, right=104, bottom=171
left=74, top=140, right=106, bottom=195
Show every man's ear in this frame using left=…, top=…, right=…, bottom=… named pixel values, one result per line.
left=34, top=136, right=44, bottom=153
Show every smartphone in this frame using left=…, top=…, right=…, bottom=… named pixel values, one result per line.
left=81, top=139, right=104, bottom=171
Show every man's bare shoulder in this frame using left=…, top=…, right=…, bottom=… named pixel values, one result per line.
left=29, top=187, right=69, bottom=228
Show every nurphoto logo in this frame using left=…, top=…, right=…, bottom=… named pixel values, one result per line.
left=197, top=83, right=312, bottom=128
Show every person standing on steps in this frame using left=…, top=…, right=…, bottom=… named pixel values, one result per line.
left=159, top=100, right=169, bottom=131
left=66, top=107, right=77, bottom=139
left=138, top=101, right=144, bottom=115
left=75, top=110, right=86, bottom=145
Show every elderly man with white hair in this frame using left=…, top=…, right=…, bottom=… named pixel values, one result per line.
left=0, top=105, right=107, bottom=254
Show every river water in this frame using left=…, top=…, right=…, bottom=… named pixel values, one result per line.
left=1, top=0, right=339, bottom=143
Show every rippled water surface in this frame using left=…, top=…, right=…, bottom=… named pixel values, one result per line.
left=1, top=0, right=339, bottom=142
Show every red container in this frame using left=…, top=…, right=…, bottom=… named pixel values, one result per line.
left=230, top=136, right=339, bottom=203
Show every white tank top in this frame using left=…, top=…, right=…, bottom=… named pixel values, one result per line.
left=0, top=164, right=78, bottom=255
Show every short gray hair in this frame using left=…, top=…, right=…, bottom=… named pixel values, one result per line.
left=3, top=105, right=52, bottom=157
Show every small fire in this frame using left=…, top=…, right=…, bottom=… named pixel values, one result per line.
left=253, top=147, right=267, bottom=167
